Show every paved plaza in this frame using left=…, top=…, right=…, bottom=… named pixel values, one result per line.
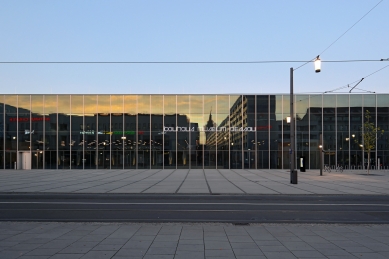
left=0, top=169, right=388, bottom=195
left=1, top=222, right=389, bottom=259
left=1, top=169, right=389, bottom=258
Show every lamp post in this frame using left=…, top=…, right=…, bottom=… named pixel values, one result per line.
left=290, top=56, right=321, bottom=184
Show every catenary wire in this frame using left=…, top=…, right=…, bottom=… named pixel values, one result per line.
left=319, top=0, right=384, bottom=56
left=294, top=0, right=383, bottom=72
left=0, top=59, right=386, bottom=64
left=296, top=63, right=389, bottom=102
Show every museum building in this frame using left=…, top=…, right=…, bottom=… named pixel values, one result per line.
left=0, top=94, right=388, bottom=170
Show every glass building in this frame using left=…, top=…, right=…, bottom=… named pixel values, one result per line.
left=1, top=94, right=388, bottom=170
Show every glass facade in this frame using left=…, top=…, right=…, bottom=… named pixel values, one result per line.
left=1, top=94, right=388, bottom=170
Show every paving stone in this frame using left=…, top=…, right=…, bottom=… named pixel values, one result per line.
left=205, top=249, right=235, bottom=257
left=18, top=256, right=50, bottom=259
left=233, top=248, right=263, bottom=256
left=115, top=248, right=147, bottom=257
left=227, top=235, right=254, bottom=243
left=79, top=250, right=116, bottom=259
left=121, top=240, right=152, bottom=249
left=204, top=241, right=231, bottom=250
left=262, top=251, right=298, bottom=259
left=143, top=255, right=174, bottom=259
left=177, top=244, right=204, bottom=251
left=235, top=256, right=266, bottom=259
left=25, top=248, right=62, bottom=256
left=98, top=238, right=129, bottom=245
left=91, top=244, right=123, bottom=250
left=178, top=239, right=204, bottom=245
left=175, top=250, right=204, bottom=258
left=0, top=250, right=29, bottom=259
left=281, top=241, right=315, bottom=251
left=148, top=241, right=177, bottom=248
left=50, top=255, right=84, bottom=259
left=292, top=250, right=326, bottom=258
left=146, top=246, right=177, bottom=255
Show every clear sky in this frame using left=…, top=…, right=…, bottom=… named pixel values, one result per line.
left=1, top=0, right=388, bottom=95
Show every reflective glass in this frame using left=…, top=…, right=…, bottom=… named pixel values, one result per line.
left=364, top=95, right=376, bottom=109
left=58, top=95, right=70, bottom=114
left=0, top=96, right=3, bottom=169
left=124, top=95, right=137, bottom=114
left=111, top=95, right=123, bottom=114
left=377, top=94, right=389, bottom=113
left=17, top=96, right=30, bottom=151
left=350, top=95, right=362, bottom=114
left=31, top=103, right=44, bottom=169
left=163, top=95, right=175, bottom=114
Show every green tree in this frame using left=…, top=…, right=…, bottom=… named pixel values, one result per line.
left=359, top=110, right=384, bottom=174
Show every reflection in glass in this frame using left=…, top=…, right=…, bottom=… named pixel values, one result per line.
left=1, top=93, right=388, bottom=170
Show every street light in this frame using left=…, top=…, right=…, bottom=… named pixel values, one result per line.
left=290, top=56, right=321, bottom=184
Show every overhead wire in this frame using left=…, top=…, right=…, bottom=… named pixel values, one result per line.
left=319, top=0, right=384, bottom=56
left=294, top=0, right=383, bottom=71
left=0, top=59, right=385, bottom=64
left=296, top=63, right=389, bottom=102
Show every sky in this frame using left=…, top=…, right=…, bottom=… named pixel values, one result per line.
left=1, top=0, right=388, bottom=95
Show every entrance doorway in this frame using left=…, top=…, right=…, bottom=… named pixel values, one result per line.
left=18, top=152, right=31, bottom=170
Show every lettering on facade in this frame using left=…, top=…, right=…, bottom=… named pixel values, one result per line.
left=163, top=126, right=256, bottom=132
left=9, top=117, right=50, bottom=122
left=80, top=130, right=144, bottom=135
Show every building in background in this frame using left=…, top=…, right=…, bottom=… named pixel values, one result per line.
left=0, top=94, right=388, bottom=170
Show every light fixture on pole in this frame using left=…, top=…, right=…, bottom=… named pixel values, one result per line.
left=290, top=55, right=321, bottom=184
left=314, top=56, right=321, bottom=73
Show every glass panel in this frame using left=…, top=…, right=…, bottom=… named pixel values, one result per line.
left=0, top=96, right=3, bottom=169
left=4, top=96, right=18, bottom=161
left=150, top=95, right=163, bottom=169
left=323, top=95, right=336, bottom=108
left=364, top=95, right=376, bottom=109
left=111, top=95, right=123, bottom=114
left=189, top=95, right=203, bottom=168
left=124, top=114, right=136, bottom=169
left=216, top=95, right=229, bottom=169
left=58, top=95, right=70, bottom=114
left=44, top=95, right=57, bottom=169
left=124, top=95, right=137, bottom=114
left=230, top=95, right=242, bottom=169
left=350, top=95, right=362, bottom=114
left=275, top=95, right=282, bottom=114
left=111, top=113, right=124, bottom=169
left=204, top=95, right=216, bottom=168
left=256, top=95, right=268, bottom=169
left=82, top=95, right=97, bottom=169
left=336, top=95, right=349, bottom=115
left=176, top=95, right=189, bottom=168
left=31, top=96, right=44, bottom=169
left=18, top=95, right=30, bottom=151
left=98, top=95, right=110, bottom=114
left=377, top=94, right=389, bottom=113
left=71, top=95, right=83, bottom=114
left=296, top=95, right=310, bottom=168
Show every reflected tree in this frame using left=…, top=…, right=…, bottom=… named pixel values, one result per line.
left=358, top=110, right=384, bottom=174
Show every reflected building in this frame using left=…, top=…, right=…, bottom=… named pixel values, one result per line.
left=0, top=94, right=388, bottom=170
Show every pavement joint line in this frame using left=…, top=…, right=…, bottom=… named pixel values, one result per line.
left=202, top=169, right=213, bottom=195
left=217, top=169, right=247, bottom=194
left=232, top=169, right=282, bottom=194
left=2, top=169, right=143, bottom=193
left=174, top=169, right=190, bottom=194
left=140, top=169, right=175, bottom=193
left=105, top=169, right=162, bottom=193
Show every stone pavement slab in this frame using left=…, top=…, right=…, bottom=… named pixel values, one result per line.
left=1, top=169, right=388, bottom=195
left=1, top=222, right=389, bottom=259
